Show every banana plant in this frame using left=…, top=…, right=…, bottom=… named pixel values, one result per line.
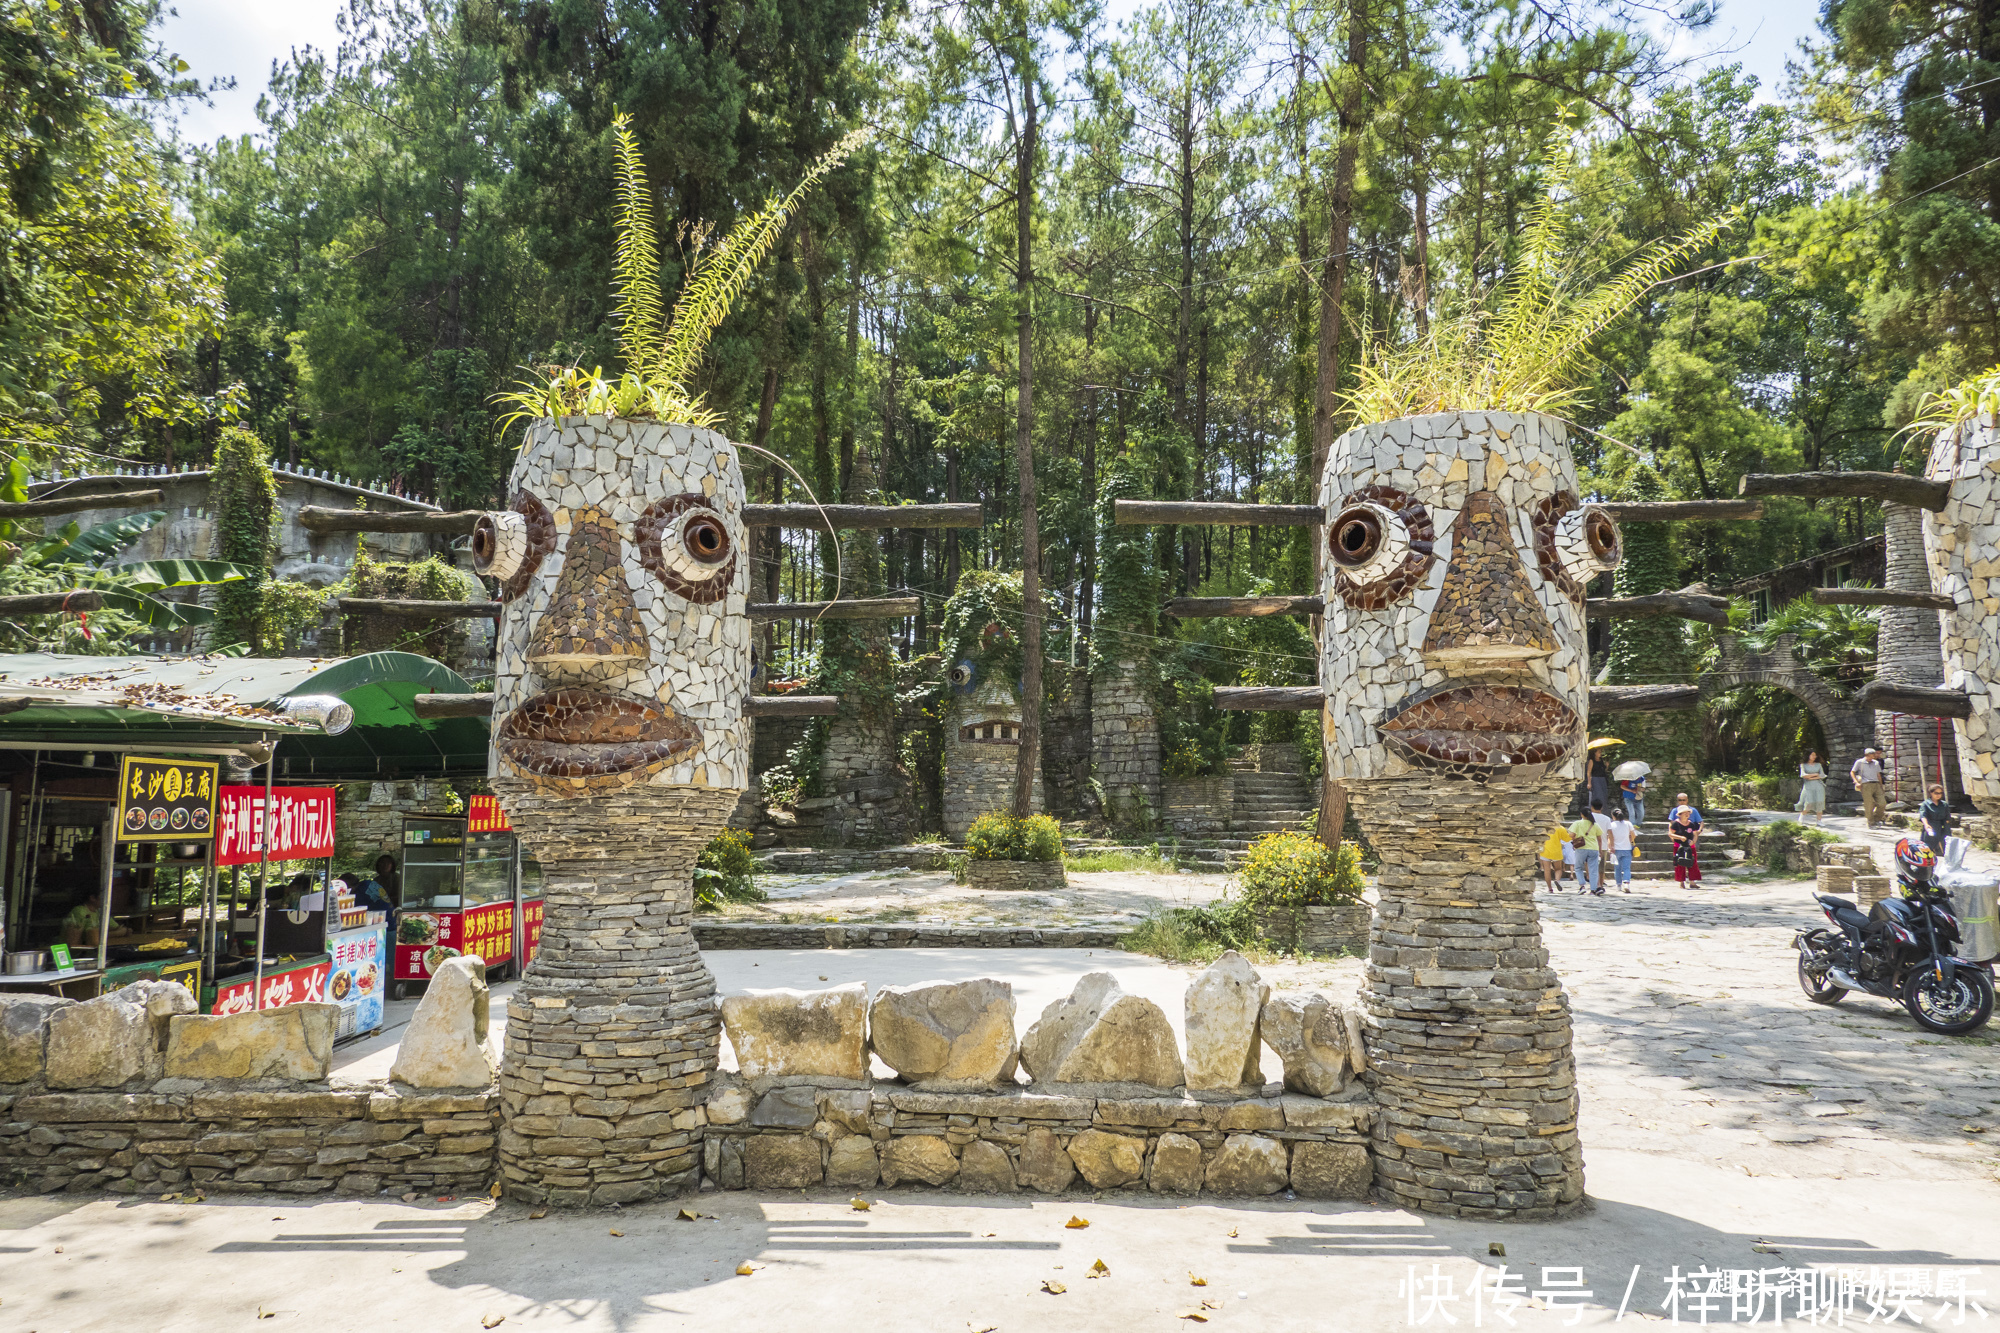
left=0, top=510, right=262, bottom=647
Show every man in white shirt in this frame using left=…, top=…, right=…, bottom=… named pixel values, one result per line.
left=1850, top=747, right=1887, bottom=826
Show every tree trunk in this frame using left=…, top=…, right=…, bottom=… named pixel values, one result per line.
left=1014, top=73, right=1043, bottom=821
left=1310, top=0, right=1367, bottom=592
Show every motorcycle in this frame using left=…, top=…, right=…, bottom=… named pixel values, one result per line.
left=1794, top=839, right=1995, bottom=1035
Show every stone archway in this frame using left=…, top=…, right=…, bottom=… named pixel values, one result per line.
left=1698, top=633, right=1874, bottom=806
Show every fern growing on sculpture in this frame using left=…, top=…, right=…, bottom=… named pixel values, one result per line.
left=499, top=113, right=865, bottom=431
left=1345, top=131, right=1730, bottom=422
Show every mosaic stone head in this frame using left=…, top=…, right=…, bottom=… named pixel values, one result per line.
left=1924, top=419, right=2000, bottom=808
left=1317, top=410, right=1621, bottom=784
left=477, top=416, right=751, bottom=796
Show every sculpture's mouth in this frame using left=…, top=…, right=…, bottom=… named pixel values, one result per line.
left=1376, top=684, right=1580, bottom=772
left=496, top=688, right=700, bottom=780
left=959, top=716, right=1023, bottom=744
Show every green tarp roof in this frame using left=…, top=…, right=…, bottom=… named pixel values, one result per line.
left=0, top=652, right=490, bottom=779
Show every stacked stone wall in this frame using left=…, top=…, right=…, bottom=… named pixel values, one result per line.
left=1092, top=660, right=1160, bottom=827
left=702, top=1079, right=1374, bottom=1198
left=0, top=1086, right=496, bottom=1196
left=334, top=780, right=466, bottom=871
left=942, top=738, right=1043, bottom=839
left=1164, top=775, right=1233, bottom=836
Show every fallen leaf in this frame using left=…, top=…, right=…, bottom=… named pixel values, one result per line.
left=491, top=1182, right=503, bottom=1199
left=818, top=975, right=829, bottom=981
left=850, top=1198, right=871, bottom=1212
left=1752, top=1243, right=1781, bottom=1254
left=1088, top=1259, right=1109, bottom=1277
left=160, top=1192, right=176, bottom=1201
left=1488, top=1242, right=1505, bottom=1257
left=1203, top=1300, right=1223, bottom=1310
left=968, top=1325, right=998, bottom=1333
left=54, top=1246, right=62, bottom=1254
left=402, top=1193, right=420, bottom=1202
left=528, top=1210, right=547, bottom=1221
left=481, top=1316, right=506, bottom=1329
left=679, top=1208, right=701, bottom=1221
left=1042, top=1280, right=1067, bottom=1295
left=1225, top=1227, right=1238, bottom=1238
left=258, top=1309, right=275, bottom=1320
left=1190, top=1274, right=1208, bottom=1286
left=608, top=1230, right=624, bottom=1238
left=1178, top=1313, right=1209, bottom=1324
left=737, top=1263, right=757, bottom=1276
left=273, top=1216, right=285, bottom=1222
left=1065, top=1216, right=1090, bottom=1229
left=1964, top=1125, right=1986, bottom=1134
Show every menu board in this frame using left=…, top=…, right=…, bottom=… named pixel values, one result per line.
left=467, top=794, right=513, bottom=832
left=215, top=786, right=337, bottom=865
left=522, top=899, right=545, bottom=964
left=116, top=756, right=219, bottom=842
left=463, top=900, right=515, bottom=965
left=394, top=909, right=461, bottom=980
left=327, top=925, right=385, bottom=1033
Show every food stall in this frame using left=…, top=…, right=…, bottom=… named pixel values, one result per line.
left=0, top=652, right=491, bottom=998
left=392, top=794, right=543, bottom=998
left=210, top=784, right=387, bottom=1041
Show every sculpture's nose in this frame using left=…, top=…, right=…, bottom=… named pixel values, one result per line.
left=527, top=505, right=650, bottom=671
left=1421, top=491, right=1557, bottom=667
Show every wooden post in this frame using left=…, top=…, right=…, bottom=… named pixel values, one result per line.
left=1112, top=499, right=1324, bottom=527
left=1856, top=681, right=1974, bottom=719
left=0, top=489, right=163, bottom=519
left=1212, top=685, right=1325, bottom=711
left=1584, top=593, right=1730, bottom=627
left=746, top=598, right=921, bottom=622
left=335, top=598, right=500, bottom=617
left=1811, top=588, right=1955, bottom=611
left=1739, top=471, right=1950, bottom=512
left=742, top=503, right=982, bottom=531
left=298, top=507, right=480, bottom=535
left=1587, top=684, right=1703, bottom=713
left=1163, top=595, right=1324, bottom=618
left=1598, top=499, right=1762, bottom=523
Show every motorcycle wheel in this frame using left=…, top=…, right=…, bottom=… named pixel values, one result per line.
left=1901, top=963, right=1995, bottom=1035
left=1797, top=946, right=1847, bottom=1005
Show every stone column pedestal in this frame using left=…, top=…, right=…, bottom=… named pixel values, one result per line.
left=1348, top=777, right=1586, bottom=1220
left=493, top=782, right=734, bottom=1206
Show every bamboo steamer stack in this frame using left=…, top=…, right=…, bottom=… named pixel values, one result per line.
left=1855, top=875, right=1893, bottom=910
left=1816, top=864, right=1857, bottom=895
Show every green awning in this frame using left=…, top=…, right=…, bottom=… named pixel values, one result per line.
left=0, top=652, right=490, bottom=779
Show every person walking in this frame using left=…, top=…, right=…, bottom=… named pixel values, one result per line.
left=1669, top=794, right=1703, bottom=885
left=1608, top=807, right=1636, bottom=893
left=1587, top=752, right=1612, bottom=816
left=1620, top=771, right=1648, bottom=827
left=1570, top=800, right=1611, bottom=895
left=1796, top=751, right=1827, bottom=824
left=1920, top=783, right=1954, bottom=857
left=1539, top=819, right=1571, bottom=893
left=1850, top=747, right=1888, bottom=826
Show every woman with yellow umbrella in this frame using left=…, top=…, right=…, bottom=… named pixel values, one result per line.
left=1586, top=737, right=1621, bottom=813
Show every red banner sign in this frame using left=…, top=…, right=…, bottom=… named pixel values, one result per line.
left=213, top=959, right=332, bottom=1015
left=467, top=794, right=512, bottom=833
left=215, top=786, right=337, bottom=866
left=523, top=899, right=544, bottom=964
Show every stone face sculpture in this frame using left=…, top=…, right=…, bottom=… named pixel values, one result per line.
left=942, top=633, right=1045, bottom=838
left=1319, top=409, right=1615, bottom=1219
left=481, top=415, right=751, bottom=1206
left=1925, top=421, right=2000, bottom=808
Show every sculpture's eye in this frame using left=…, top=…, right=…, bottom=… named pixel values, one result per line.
left=1534, top=493, right=1622, bottom=600
left=475, top=491, right=556, bottom=601
left=1329, top=503, right=1407, bottom=580
left=1328, top=485, right=1434, bottom=609
left=636, top=494, right=736, bottom=605
left=949, top=662, right=974, bottom=687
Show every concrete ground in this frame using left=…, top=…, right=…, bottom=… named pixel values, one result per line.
left=9, top=846, right=2000, bottom=1330
left=705, top=864, right=1232, bottom=929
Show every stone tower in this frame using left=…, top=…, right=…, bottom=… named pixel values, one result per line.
left=1318, top=410, right=1619, bottom=1220
left=1925, top=419, right=2000, bottom=810
left=476, top=416, right=752, bottom=1206
left=1878, top=499, right=1962, bottom=802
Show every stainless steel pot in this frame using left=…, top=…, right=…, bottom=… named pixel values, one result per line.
left=3, top=950, right=44, bottom=975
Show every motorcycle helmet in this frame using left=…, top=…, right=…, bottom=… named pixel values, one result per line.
left=1894, top=837, right=1937, bottom=893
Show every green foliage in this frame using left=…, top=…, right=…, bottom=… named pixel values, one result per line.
left=209, top=427, right=278, bottom=648
left=497, top=113, right=864, bottom=431
left=1744, top=597, right=1877, bottom=696
left=694, top=829, right=763, bottom=911
left=1119, top=898, right=1267, bottom=965
left=1064, top=845, right=1174, bottom=873
left=333, top=547, right=482, bottom=662
left=1348, top=130, right=1729, bottom=421
left=256, top=580, right=328, bottom=656
left=1236, top=832, right=1365, bottom=910
left=965, top=812, right=1063, bottom=862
